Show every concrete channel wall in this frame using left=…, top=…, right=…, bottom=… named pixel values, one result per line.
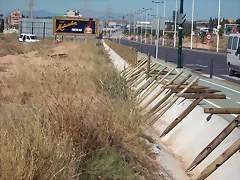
left=103, top=40, right=240, bottom=180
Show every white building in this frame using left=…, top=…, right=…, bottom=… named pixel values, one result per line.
left=63, top=10, right=83, bottom=17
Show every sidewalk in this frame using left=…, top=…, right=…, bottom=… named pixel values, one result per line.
left=138, top=52, right=240, bottom=123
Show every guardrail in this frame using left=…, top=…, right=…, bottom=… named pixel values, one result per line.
left=104, top=39, right=138, bottom=65
left=120, top=55, right=240, bottom=180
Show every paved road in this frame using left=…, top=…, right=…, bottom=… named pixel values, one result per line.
left=115, top=39, right=240, bottom=85
left=138, top=52, right=240, bottom=123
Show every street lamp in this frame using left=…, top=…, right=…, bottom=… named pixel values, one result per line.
left=174, top=0, right=178, bottom=48
left=143, top=8, right=152, bottom=44
left=138, top=10, right=144, bottom=42
left=152, top=0, right=163, bottom=59
left=148, top=14, right=155, bottom=44
left=216, top=0, right=221, bottom=52
left=190, top=0, right=194, bottom=49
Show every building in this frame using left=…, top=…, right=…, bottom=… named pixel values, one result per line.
left=8, top=10, right=22, bottom=25
left=63, top=10, right=83, bottom=17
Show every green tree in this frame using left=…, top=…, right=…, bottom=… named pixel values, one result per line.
left=0, top=19, right=4, bottom=33
left=218, top=27, right=224, bottom=37
left=183, top=23, right=191, bottom=37
left=235, top=18, right=240, bottom=24
left=237, top=25, right=240, bottom=33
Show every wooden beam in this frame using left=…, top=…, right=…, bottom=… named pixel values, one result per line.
left=141, top=68, right=175, bottom=109
left=204, top=108, right=240, bottom=114
left=187, top=115, right=240, bottom=172
left=146, top=53, right=151, bottom=80
left=195, top=138, right=240, bottom=180
left=160, top=97, right=204, bottom=137
left=172, top=89, right=221, bottom=93
left=149, top=77, right=199, bottom=125
left=178, top=93, right=226, bottom=99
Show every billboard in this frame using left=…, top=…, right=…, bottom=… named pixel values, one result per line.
left=53, top=16, right=99, bottom=36
left=152, top=17, right=165, bottom=30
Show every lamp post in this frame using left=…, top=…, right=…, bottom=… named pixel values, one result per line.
left=152, top=1, right=163, bottom=59
left=216, top=0, right=221, bottom=52
left=143, top=8, right=152, bottom=44
left=174, top=0, right=178, bottom=47
left=148, top=14, right=155, bottom=44
left=190, top=0, right=194, bottom=49
left=139, top=10, right=144, bottom=42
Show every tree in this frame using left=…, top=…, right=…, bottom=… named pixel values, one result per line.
left=236, top=18, right=240, bottom=24
left=0, top=19, right=4, bottom=33
left=209, top=17, right=214, bottom=29
left=183, top=23, right=191, bottom=37
left=218, top=27, right=224, bottom=37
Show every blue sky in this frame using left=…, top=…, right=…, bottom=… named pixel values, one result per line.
left=0, top=0, right=239, bottom=20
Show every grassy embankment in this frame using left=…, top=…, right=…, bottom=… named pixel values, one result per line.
left=0, top=34, right=160, bottom=179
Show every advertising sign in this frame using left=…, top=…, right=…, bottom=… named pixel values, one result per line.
left=53, top=16, right=99, bottom=36
left=152, top=17, right=165, bottom=30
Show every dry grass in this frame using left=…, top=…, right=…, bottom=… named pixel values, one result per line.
left=0, top=39, right=160, bottom=179
left=0, top=33, right=55, bottom=57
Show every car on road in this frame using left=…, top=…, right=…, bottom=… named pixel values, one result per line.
left=19, top=33, right=40, bottom=43
left=227, top=33, right=240, bottom=76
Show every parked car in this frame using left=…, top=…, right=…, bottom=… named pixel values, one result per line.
left=19, top=33, right=40, bottom=43
left=227, top=33, right=240, bottom=76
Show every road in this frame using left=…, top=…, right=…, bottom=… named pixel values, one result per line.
left=115, top=39, right=240, bottom=85
left=138, top=52, right=240, bottom=123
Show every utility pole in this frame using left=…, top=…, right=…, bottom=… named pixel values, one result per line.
left=174, top=0, right=178, bottom=48
left=84, top=0, right=88, bottom=17
left=29, top=0, right=33, bottom=19
left=177, top=0, right=186, bottom=68
left=216, top=0, right=221, bottom=52
left=190, top=0, right=194, bottom=49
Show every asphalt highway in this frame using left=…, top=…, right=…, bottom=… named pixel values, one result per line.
left=115, top=39, right=240, bottom=85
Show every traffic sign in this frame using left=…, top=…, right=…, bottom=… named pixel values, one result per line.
left=205, top=33, right=212, bottom=40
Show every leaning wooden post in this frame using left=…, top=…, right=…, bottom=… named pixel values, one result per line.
left=146, top=53, right=151, bottom=80
left=195, top=138, right=240, bottom=180
left=187, top=115, right=240, bottom=172
left=149, top=77, right=199, bottom=125
left=160, top=96, right=204, bottom=137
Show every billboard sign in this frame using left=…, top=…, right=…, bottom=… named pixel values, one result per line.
left=53, top=16, right=99, bottom=36
left=152, top=17, right=165, bottom=30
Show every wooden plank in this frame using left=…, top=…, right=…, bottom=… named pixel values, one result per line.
left=137, top=66, right=168, bottom=102
left=146, top=74, right=192, bottom=117
left=140, top=68, right=175, bottom=109
left=172, top=89, right=221, bottom=93
left=149, top=77, right=199, bottom=125
left=162, top=85, right=207, bottom=89
left=195, top=138, right=240, bottom=180
left=160, top=97, right=204, bottom=137
left=187, top=115, right=240, bottom=172
left=178, top=93, right=226, bottom=99
left=146, top=53, right=151, bottom=80
left=204, top=108, right=240, bottom=114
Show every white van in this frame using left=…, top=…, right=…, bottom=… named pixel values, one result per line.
left=227, top=34, right=240, bottom=76
left=19, top=33, right=40, bottom=43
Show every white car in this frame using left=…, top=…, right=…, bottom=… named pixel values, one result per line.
left=19, top=33, right=40, bottom=43
left=227, top=33, right=240, bottom=76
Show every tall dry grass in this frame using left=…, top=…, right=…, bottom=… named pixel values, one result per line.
left=0, top=33, right=55, bottom=57
left=0, top=39, right=160, bottom=179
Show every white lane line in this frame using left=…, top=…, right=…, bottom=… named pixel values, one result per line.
left=203, top=99, right=237, bottom=117
left=142, top=54, right=240, bottom=94
left=226, top=96, right=231, bottom=99
left=237, top=102, right=240, bottom=105
left=196, top=64, right=208, bottom=68
left=221, top=74, right=240, bottom=81
left=201, top=74, right=225, bottom=81
left=200, top=79, right=240, bottom=94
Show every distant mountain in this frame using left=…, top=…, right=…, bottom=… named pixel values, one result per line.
left=3, top=9, right=123, bottom=19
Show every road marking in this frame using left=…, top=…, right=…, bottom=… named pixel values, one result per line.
left=226, top=96, right=231, bottom=99
left=203, top=99, right=237, bottom=117
left=141, top=53, right=240, bottom=94
left=221, top=74, right=240, bottom=81
left=237, top=102, right=240, bottom=105
left=201, top=74, right=225, bottom=81
left=196, top=64, right=208, bottom=68
left=200, top=79, right=240, bottom=94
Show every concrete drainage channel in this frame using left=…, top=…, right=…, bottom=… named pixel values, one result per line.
left=102, top=40, right=240, bottom=180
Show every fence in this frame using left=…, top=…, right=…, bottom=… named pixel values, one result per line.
left=104, top=39, right=138, bottom=65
